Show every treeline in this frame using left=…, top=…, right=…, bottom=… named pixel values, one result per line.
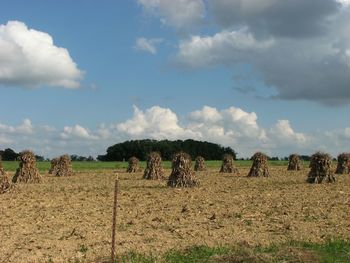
left=0, top=148, right=96, bottom=162
left=97, top=139, right=236, bottom=161
left=0, top=148, right=45, bottom=161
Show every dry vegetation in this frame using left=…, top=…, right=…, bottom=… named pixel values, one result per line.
left=49, top=155, right=73, bottom=177
left=0, top=164, right=349, bottom=262
left=219, top=154, right=239, bottom=174
left=287, top=154, right=302, bottom=171
left=247, top=152, right=269, bottom=177
left=126, top=157, right=140, bottom=173
left=307, top=152, right=335, bottom=184
left=0, top=158, right=13, bottom=194
left=167, top=152, right=197, bottom=187
left=194, top=156, right=206, bottom=172
left=335, top=153, right=350, bottom=174
left=12, top=150, right=42, bottom=184
left=143, top=152, right=164, bottom=180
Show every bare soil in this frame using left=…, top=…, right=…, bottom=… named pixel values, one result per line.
left=0, top=167, right=349, bottom=262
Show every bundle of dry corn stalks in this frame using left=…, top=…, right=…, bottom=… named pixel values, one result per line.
left=126, top=156, right=140, bottom=173
left=12, top=150, right=42, bottom=183
left=194, top=156, right=206, bottom=172
left=0, top=156, right=4, bottom=176
left=287, top=154, right=302, bottom=171
left=307, top=152, right=335, bottom=183
left=143, top=152, right=164, bottom=180
left=50, top=155, right=73, bottom=177
left=335, top=153, right=350, bottom=174
left=0, top=173, right=13, bottom=194
left=247, top=152, right=269, bottom=177
left=0, top=157, right=13, bottom=194
left=220, top=154, right=239, bottom=174
left=48, top=157, right=59, bottom=174
left=168, top=152, right=197, bottom=187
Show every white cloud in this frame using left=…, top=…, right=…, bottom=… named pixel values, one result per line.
left=117, top=105, right=197, bottom=139
left=135, top=37, right=163, bottom=54
left=0, top=119, right=33, bottom=134
left=0, top=20, right=83, bottom=88
left=0, top=106, right=349, bottom=158
left=136, top=0, right=350, bottom=104
left=16, top=119, right=34, bottom=134
left=60, top=125, right=97, bottom=140
left=337, top=0, right=350, bottom=7
left=189, top=106, right=222, bottom=123
left=270, top=120, right=306, bottom=144
left=177, top=29, right=274, bottom=67
left=138, top=0, right=206, bottom=30
left=187, top=106, right=268, bottom=153
left=0, top=135, right=13, bottom=144
left=343, top=127, right=350, bottom=138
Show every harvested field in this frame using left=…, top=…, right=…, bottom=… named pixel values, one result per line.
left=0, top=165, right=349, bottom=262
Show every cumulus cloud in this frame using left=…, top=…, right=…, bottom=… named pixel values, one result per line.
left=207, top=0, right=338, bottom=38
left=1, top=106, right=350, bottom=158
left=60, top=125, right=97, bottom=140
left=177, top=29, right=274, bottom=67
left=138, top=0, right=206, bottom=30
left=0, top=20, right=83, bottom=88
left=138, top=0, right=350, bottom=105
left=135, top=37, right=163, bottom=54
left=176, top=18, right=350, bottom=104
left=117, top=105, right=198, bottom=139
left=269, top=120, right=306, bottom=144
left=0, top=119, right=33, bottom=134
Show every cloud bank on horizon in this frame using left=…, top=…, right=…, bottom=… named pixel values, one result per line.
left=138, top=0, right=350, bottom=105
left=0, top=105, right=349, bottom=158
left=0, top=21, right=83, bottom=89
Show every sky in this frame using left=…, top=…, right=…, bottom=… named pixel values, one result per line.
left=0, top=0, right=350, bottom=159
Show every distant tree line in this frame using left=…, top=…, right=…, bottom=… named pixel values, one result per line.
left=0, top=148, right=44, bottom=161
left=0, top=148, right=96, bottom=162
left=97, top=139, right=236, bottom=161
left=70, top=155, right=95, bottom=162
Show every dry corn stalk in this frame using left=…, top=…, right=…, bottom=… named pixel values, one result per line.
left=48, top=157, right=59, bottom=174
left=143, top=152, right=164, bottom=180
left=51, top=155, right=73, bottom=177
left=287, top=154, right=302, bottom=171
left=247, top=152, right=269, bottom=177
left=0, top=157, right=5, bottom=176
left=220, top=154, right=239, bottom=174
left=0, top=157, right=13, bottom=194
left=1, top=173, right=13, bottom=194
left=194, top=156, right=206, bottom=172
left=126, top=156, right=140, bottom=173
left=307, top=152, right=335, bottom=183
left=12, top=150, right=42, bottom=183
left=168, top=152, right=197, bottom=187
left=335, top=153, right=350, bottom=174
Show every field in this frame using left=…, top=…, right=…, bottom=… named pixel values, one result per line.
left=1, top=161, right=349, bottom=263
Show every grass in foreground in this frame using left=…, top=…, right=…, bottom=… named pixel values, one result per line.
left=114, top=240, right=350, bottom=263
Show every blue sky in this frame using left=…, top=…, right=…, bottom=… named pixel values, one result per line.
left=1, top=0, right=350, bottom=158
